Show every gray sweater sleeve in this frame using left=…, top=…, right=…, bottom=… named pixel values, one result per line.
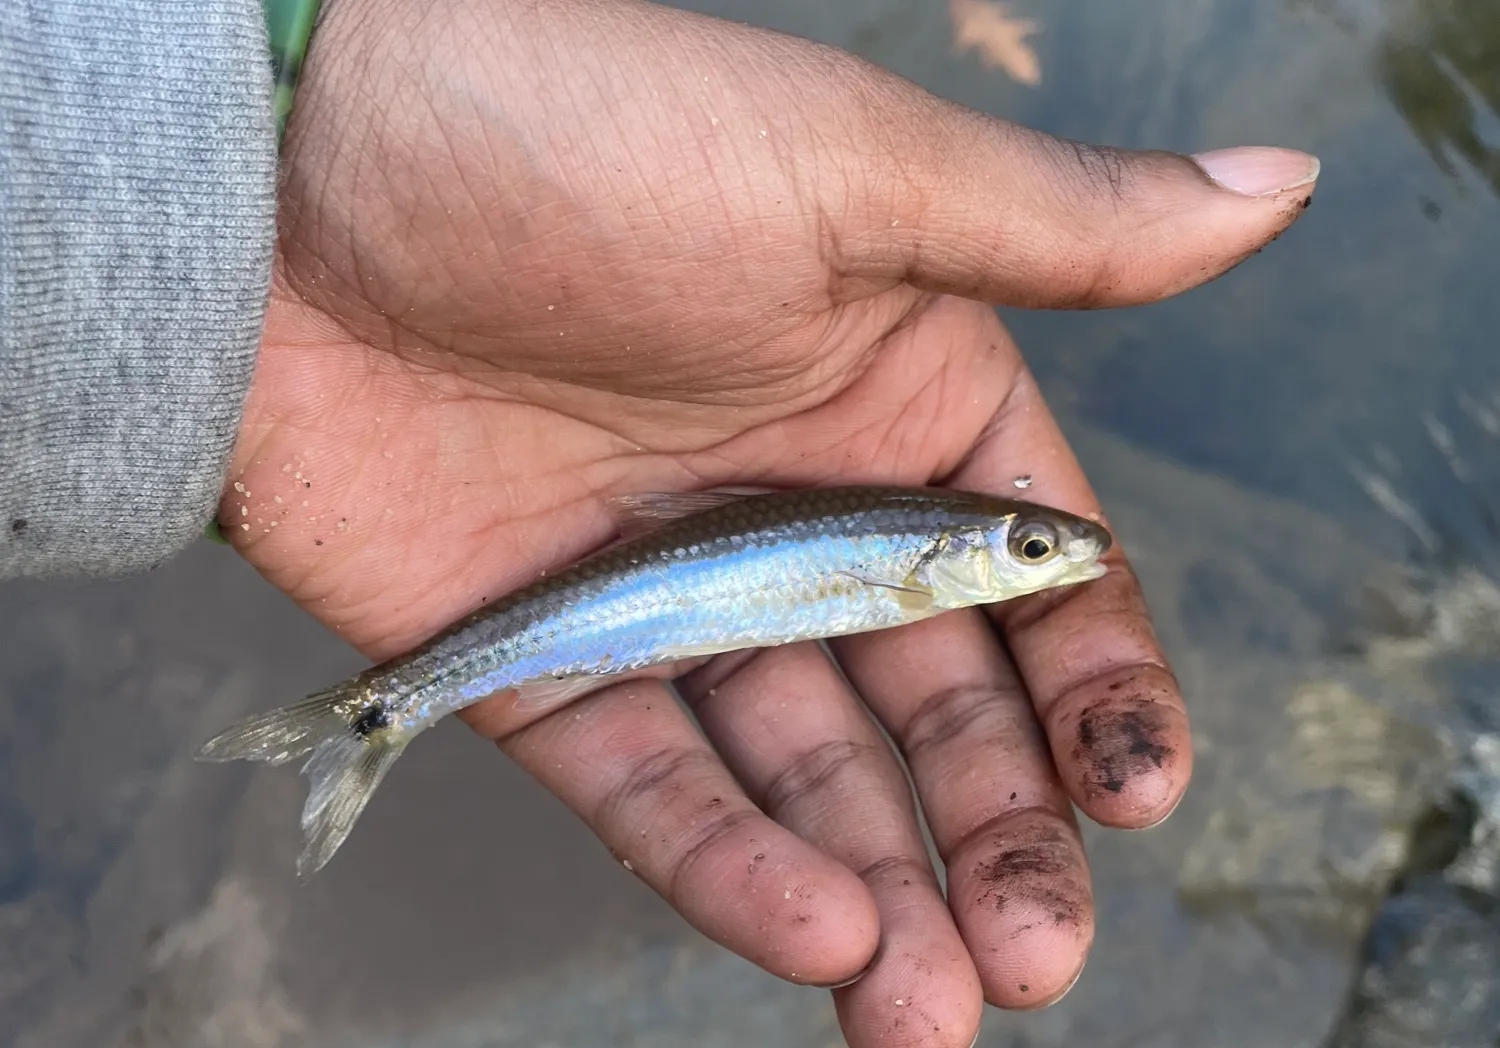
left=0, top=2, right=278, bottom=579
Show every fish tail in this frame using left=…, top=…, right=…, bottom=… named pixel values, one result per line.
left=294, top=728, right=406, bottom=881
left=196, top=683, right=410, bottom=880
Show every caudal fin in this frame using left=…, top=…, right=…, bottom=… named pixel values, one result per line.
left=196, top=685, right=408, bottom=880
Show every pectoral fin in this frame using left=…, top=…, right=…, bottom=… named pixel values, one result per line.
left=836, top=570, right=937, bottom=615
left=926, top=552, right=999, bottom=606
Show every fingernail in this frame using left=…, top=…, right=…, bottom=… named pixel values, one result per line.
left=1137, top=787, right=1186, bottom=830
left=808, top=949, right=880, bottom=989
left=1190, top=146, right=1320, bottom=197
left=1037, top=960, right=1086, bottom=1008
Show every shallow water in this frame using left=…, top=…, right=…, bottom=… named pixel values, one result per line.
left=3, top=0, right=1499, bottom=1045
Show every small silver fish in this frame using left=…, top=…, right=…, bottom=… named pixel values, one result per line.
left=198, top=486, right=1111, bottom=878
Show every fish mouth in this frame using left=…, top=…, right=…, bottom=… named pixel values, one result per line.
left=1061, top=518, right=1112, bottom=574
left=1069, top=518, right=1113, bottom=557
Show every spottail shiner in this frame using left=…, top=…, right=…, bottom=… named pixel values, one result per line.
left=198, top=486, right=1112, bottom=878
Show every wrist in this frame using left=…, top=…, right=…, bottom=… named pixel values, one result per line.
left=205, top=0, right=326, bottom=545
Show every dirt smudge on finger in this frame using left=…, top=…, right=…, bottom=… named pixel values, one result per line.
left=1071, top=680, right=1177, bottom=799
left=971, top=821, right=1090, bottom=931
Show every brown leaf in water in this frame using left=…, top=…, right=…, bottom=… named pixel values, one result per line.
left=949, top=0, right=1043, bottom=86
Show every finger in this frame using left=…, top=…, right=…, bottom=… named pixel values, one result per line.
left=678, top=644, right=983, bottom=1048
left=492, top=677, right=880, bottom=986
left=832, top=72, right=1318, bottom=308
left=829, top=610, right=1093, bottom=1010
left=947, top=360, right=1193, bottom=828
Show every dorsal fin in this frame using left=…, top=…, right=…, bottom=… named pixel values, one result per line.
left=606, top=490, right=753, bottom=540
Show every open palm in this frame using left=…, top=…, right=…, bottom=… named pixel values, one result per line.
left=220, top=1, right=1318, bottom=1044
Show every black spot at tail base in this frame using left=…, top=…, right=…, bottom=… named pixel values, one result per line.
left=352, top=702, right=391, bottom=737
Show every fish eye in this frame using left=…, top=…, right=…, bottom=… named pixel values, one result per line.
left=1009, top=521, right=1059, bottom=564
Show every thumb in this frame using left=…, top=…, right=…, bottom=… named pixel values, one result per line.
left=838, top=100, right=1318, bottom=309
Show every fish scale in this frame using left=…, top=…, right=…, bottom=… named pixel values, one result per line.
left=197, top=485, right=1111, bottom=878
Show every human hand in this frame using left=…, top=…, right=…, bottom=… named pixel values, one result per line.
left=223, top=0, right=1317, bottom=1043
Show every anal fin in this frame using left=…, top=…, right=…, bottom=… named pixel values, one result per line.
left=509, top=675, right=625, bottom=714
left=509, top=642, right=757, bottom=715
